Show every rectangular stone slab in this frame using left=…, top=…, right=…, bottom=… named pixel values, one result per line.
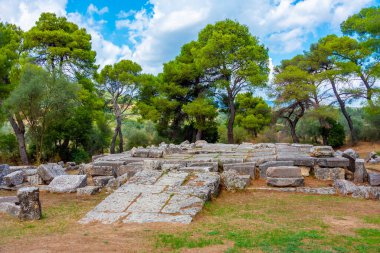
left=315, top=157, right=349, bottom=168
left=94, top=192, right=140, bottom=212
left=266, top=166, right=302, bottom=178
left=223, top=162, right=255, bottom=178
left=368, top=173, right=380, bottom=186
left=259, top=161, right=294, bottom=178
left=266, top=177, right=304, bottom=187
left=123, top=212, right=192, bottom=224
left=127, top=193, right=170, bottom=213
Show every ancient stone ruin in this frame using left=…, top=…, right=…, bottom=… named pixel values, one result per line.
left=1, top=141, right=379, bottom=224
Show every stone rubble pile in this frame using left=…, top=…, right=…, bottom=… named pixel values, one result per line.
left=1, top=141, right=380, bottom=224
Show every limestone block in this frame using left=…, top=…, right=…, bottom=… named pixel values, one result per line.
left=259, top=161, right=294, bottom=179
left=4, top=171, right=24, bottom=186
left=315, top=157, right=349, bottom=168
left=333, top=179, right=358, bottom=195
left=266, top=177, right=304, bottom=187
left=17, top=187, right=41, bottom=220
left=88, top=165, right=115, bottom=177
left=368, top=173, right=380, bottom=186
left=48, top=175, right=87, bottom=193
left=266, top=166, right=302, bottom=178
left=77, top=186, right=101, bottom=196
left=310, top=146, right=335, bottom=157
left=93, top=176, right=114, bottom=187
left=0, top=164, right=10, bottom=185
left=37, top=163, right=66, bottom=183
left=221, top=170, right=250, bottom=191
left=223, top=162, right=255, bottom=178
left=314, top=167, right=345, bottom=181
left=354, top=159, right=367, bottom=183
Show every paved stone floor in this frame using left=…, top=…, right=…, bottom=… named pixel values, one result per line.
left=79, top=142, right=338, bottom=224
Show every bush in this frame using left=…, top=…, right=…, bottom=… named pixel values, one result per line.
left=71, top=149, right=91, bottom=163
left=0, top=132, right=19, bottom=163
left=320, top=118, right=345, bottom=148
left=217, top=124, right=250, bottom=144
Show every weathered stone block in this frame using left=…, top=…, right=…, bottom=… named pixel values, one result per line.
left=314, top=167, right=345, bottom=181
left=17, top=187, right=41, bottom=220
left=26, top=174, right=43, bottom=185
left=315, top=157, right=349, bottom=168
left=0, top=164, right=10, bottom=185
left=310, top=146, right=334, bottom=157
left=77, top=186, right=101, bottom=196
left=49, top=175, right=87, bottom=193
left=368, top=173, right=380, bottom=186
left=88, top=165, right=115, bottom=177
left=354, top=159, right=367, bottom=183
left=266, top=177, right=304, bottom=187
left=37, top=163, right=66, bottom=183
left=187, top=161, right=218, bottom=172
left=333, top=179, right=358, bottom=195
left=179, top=166, right=213, bottom=173
left=221, top=170, right=250, bottom=191
left=142, top=160, right=162, bottom=170
left=123, top=212, right=193, bottom=224
left=4, top=171, right=24, bottom=186
left=266, top=166, right=302, bottom=178
left=259, top=161, right=294, bottom=178
left=0, top=202, right=20, bottom=217
left=223, top=162, right=255, bottom=178
left=93, top=176, right=114, bottom=187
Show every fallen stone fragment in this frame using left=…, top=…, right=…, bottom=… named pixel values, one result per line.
left=223, top=162, right=255, bottom=178
left=0, top=164, right=10, bottom=185
left=221, top=170, right=250, bottom=191
left=368, top=173, right=380, bottom=186
left=88, top=165, right=115, bottom=177
left=37, top=163, right=66, bottom=183
left=266, top=166, right=302, bottom=178
left=300, top=167, right=310, bottom=177
left=314, top=167, right=345, bottom=181
left=310, top=146, right=334, bottom=157
left=354, top=159, right=367, bottom=183
left=48, top=175, right=87, bottom=193
left=93, top=176, right=114, bottom=187
left=333, top=179, right=358, bottom=195
left=0, top=202, right=20, bottom=217
left=77, top=186, right=101, bottom=196
left=17, top=187, right=41, bottom=220
left=343, top=149, right=359, bottom=159
left=266, top=177, right=304, bottom=187
left=3, top=171, right=25, bottom=186
left=342, top=153, right=356, bottom=172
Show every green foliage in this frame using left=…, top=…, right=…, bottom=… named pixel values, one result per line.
left=341, top=6, right=380, bottom=53
left=183, top=97, right=218, bottom=136
left=0, top=22, right=22, bottom=97
left=235, top=93, right=271, bottom=137
left=320, top=118, right=345, bottom=148
left=5, top=64, right=79, bottom=162
left=0, top=132, right=19, bottom=163
left=24, top=12, right=96, bottom=77
left=123, top=120, right=164, bottom=150
left=218, top=125, right=250, bottom=144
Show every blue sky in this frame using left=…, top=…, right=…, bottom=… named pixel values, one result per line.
left=1, top=0, right=379, bottom=74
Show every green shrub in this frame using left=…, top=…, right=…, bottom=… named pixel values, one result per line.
left=71, top=149, right=91, bottom=163
left=0, top=132, right=19, bottom=163
left=217, top=124, right=250, bottom=144
left=320, top=118, right=345, bottom=148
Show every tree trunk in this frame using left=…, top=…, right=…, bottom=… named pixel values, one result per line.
left=110, top=126, right=118, bottom=154
left=118, top=117, right=123, bottom=153
left=8, top=115, right=29, bottom=165
left=286, top=118, right=300, bottom=143
left=196, top=129, right=202, bottom=141
left=329, top=78, right=356, bottom=144
left=359, top=73, right=374, bottom=107
left=227, top=95, right=235, bottom=144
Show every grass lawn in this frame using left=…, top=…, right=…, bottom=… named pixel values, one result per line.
left=0, top=189, right=379, bottom=252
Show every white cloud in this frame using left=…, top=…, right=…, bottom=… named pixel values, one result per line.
left=0, top=0, right=67, bottom=30
left=116, top=0, right=374, bottom=73
left=87, top=4, right=108, bottom=15
left=0, top=0, right=376, bottom=74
